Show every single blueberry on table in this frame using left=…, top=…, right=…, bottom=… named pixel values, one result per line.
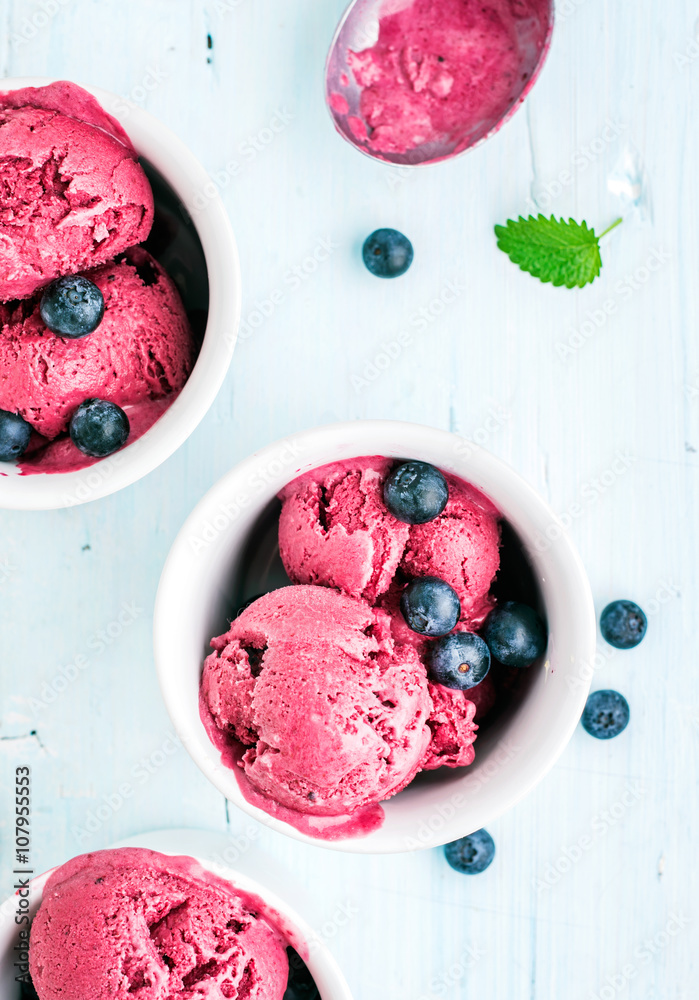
left=0, top=409, right=31, bottom=462
left=40, top=275, right=105, bottom=338
left=483, top=601, right=547, bottom=668
left=383, top=460, right=448, bottom=524
left=362, top=228, right=414, bottom=278
left=600, top=600, right=647, bottom=649
left=581, top=690, right=630, bottom=740
left=69, top=399, right=130, bottom=458
left=444, top=829, right=495, bottom=874
left=400, top=577, right=460, bottom=637
left=428, top=632, right=491, bottom=690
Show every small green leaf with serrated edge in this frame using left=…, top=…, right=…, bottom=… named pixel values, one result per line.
left=494, top=215, right=622, bottom=289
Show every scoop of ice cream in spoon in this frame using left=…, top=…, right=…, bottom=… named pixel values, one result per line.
left=325, top=0, right=554, bottom=166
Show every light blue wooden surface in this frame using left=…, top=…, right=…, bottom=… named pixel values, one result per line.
left=1, top=1, right=697, bottom=996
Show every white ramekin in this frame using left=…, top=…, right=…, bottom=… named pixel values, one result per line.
left=154, top=420, right=596, bottom=854
left=0, top=833, right=353, bottom=1000
left=0, top=77, right=240, bottom=510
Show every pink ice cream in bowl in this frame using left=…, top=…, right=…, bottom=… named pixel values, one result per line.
left=325, top=0, right=554, bottom=166
left=0, top=837, right=353, bottom=999
left=154, top=420, right=596, bottom=854
left=0, top=78, right=240, bottom=509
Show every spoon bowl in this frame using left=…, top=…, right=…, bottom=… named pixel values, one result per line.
left=325, top=0, right=554, bottom=166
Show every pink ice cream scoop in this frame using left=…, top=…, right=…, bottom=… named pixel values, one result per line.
left=462, top=673, right=497, bottom=719
left=0, top=246, right=193, bottom=440
left=201, top=585, right=432, bottom=817
left=278, top=458, right=410, bottom=602
left=422, top=683, right=478, bottom=770
left=338, top=0, right=552, bottom=159
left=400, top=476, right=501, bottom=622
left=0, top=81, right=154, bottom=301
left=29, top=847, right=289, bottom=1000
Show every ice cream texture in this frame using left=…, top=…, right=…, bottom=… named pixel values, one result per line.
left=0, top=246, right=194, bottom=441
left=422, top=682, right=478, bottom=769
left=29, top=847, right=289, bottom=1000
left=345, top=0, right=551, bottom=156
left=400, top=475, right=501, bottom=623
left=0, top=81, right=154, bottom=301
left=201, top=458, right=506, bottom=833
left=278, top=458, right=409, bottom=602
left=202, top=586, right=432, bottom=817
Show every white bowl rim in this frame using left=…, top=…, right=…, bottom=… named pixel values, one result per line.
left=0, top=835, right=354, bottom=1000
left=154, top=419, right=597, bottom=854
left=0, top=76, right=241, bottom=510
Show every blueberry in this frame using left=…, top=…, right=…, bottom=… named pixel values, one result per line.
left=383, top=461, right=448, bottom=524
left=483, top=601, right=547, bottom=668
left=600, top=600, right=647, bottom=649
left=444, top=829, right=495, bottom=874
left=69, top=399, right=130, bottom=457
left=284, top=947, right=320, bottom=1000
left=428, top=632, right=491, bottom=690
left=581, top=690, right=630, bottom=740
left=400, top=577, right=460, bottom=637
left=362, top=228, right=414, bottom=278
left=40, top=275, right=105, bottom=338
left=0, top=409, right=31, bottom=462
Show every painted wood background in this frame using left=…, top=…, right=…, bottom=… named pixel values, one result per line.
left=0, top=1, right=697, bottom=997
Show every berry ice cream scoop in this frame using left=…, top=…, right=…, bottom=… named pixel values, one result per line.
left=327, top=0, right=552, bottom=163
left=0, top=246, right=193, bottom=442
left=201, top=585, right=432, bottom=818
left=400, top=475, right=501, bottom=623
left=421, top=682, right=478, bottom=770
left=278, top=458, right=410, bottom=602
left=28, top=847, right=289, bottom=1000
left=0, top=81, right=154, bottom=301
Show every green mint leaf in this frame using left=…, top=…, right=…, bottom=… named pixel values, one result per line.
left=494, top=215, right=622, bottom=289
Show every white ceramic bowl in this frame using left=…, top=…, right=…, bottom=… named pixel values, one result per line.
left=0, top=77, right=240, bottom=510
left=0, top=831, right=353, bottom=1000
left=154, top=420, right=596, bottom=854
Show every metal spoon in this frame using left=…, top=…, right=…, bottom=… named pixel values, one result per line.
left=325, top=0, right=554, bottom=167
